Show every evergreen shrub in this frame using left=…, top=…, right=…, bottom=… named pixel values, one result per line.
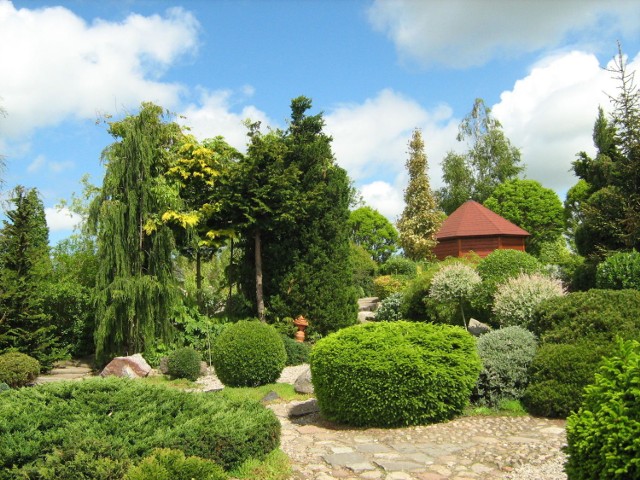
left=125, top=448, right=226, bottom=480
left=281, top=335, right=310, bottom=366
left=0, top=351, right=40, bottom=388
left=0, top=383, right=9, bottom=393
left=212, top=320, right=286, bottom=387
left=492, top=273, right=565, bottom=329
left=167, top=347, right=202, bottom=381
left=522, top=290, right=640, bottom=418
left=310, top=321, right=481, bottom=427
left=374, top=292, right=403, bottom=321
left=565, top=340, right=640, bottom=480
left=596, top=250, right=640, bottom=290
left=473, top=326, right=537, bottom=407
left=379, top=256, right=417, bottom=276
left=0, top=377, right=280, bottom=476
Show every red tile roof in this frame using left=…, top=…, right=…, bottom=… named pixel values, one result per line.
left=436, top=200, right=530, bottom=239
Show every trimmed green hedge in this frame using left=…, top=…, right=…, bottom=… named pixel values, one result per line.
left=212, top=320, right=286, bottom=387
left=310, top=321, right=481, bottom=427
left=281, top=335, right=310, bottom=366
left=566, top=339, right=640, bottom=479
left=167, top=347, right=202, bottom=381
left=0, top=377, right=280, bottom=478
left=522, top=290, right=640, bottom=418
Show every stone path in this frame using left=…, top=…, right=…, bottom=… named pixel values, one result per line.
left=269, top=400, right=567, bottom=480
left=34, top=359, right=94, bottom=384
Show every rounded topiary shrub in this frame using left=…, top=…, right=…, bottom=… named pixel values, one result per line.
left=0, top=351, right=40, bottom=387
left=0, top=377, right=280, bottom=476
left=379, top=256, right=417, bottom=276
left=595, top=250, right=640, bottom=290
left=212, top=320, right=286, bottom=387
left=167, top=347, right=202, bottom=381
left=310, top=321, right=481, bottom=427
left=281, top=335, right=311, bottom=366
left=477, top=249, right=542, bottom=283
left=472, top=326, right=537, bottom=407
left=565, top=339, right=640, bottom=480
left=492, top=273, right=565, bottom=329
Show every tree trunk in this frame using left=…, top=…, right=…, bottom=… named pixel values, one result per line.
left=195, top=247, right=203, bottom=311
left=255, top=229, right=266, bottom=322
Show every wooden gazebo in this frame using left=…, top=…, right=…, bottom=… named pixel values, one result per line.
left=433, top=200, right=529, bottom=260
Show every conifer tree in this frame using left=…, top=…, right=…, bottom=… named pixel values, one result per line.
left=397, top=129, right=443, bottom=261
left=89, top=103, right=184, bottom=364
left=0, top=186, right=59, bottom=368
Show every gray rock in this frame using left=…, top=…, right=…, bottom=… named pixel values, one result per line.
left=158, top=356, right=169, bottom=374
left=100, top=353, right=152, bottom=378
left=468, top=318, right=491, bottom=336
left=289, top=398, right=320, bottom=417
left=294, top=366, right=314, bottom=394
left=261, top=390, right=281, bottom=403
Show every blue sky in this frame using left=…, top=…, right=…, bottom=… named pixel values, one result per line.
left=1, top=0, right=639, bottom=244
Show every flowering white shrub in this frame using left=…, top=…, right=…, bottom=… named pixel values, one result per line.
left=375, top=292, right=404, bottom=321
left=493, top=273, right=565, bottom=329
left=429, top=263, right=481, bottom=328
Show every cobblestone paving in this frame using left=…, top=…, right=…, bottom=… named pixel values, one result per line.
left=269, top=401, right=567, bottom=480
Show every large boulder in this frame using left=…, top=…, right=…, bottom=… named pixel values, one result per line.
left=468, top=318, right=491, bottom=337
left=100, top=354, right=152, bottom=378
left=294, top=366, right=314, bottom=394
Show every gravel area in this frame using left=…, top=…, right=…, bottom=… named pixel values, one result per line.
left=195, top=363, right=309, bottom=391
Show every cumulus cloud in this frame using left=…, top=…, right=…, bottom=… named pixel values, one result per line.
left=45, top=206, right=82, bottom=232
left=367, top=0, right=640, bottom=68
left=179, top=88, right=273, bottom=151
left=359, top=181, right=405, bottom=223
left=0, top=1, right=199, bottom=139
left=493, top=50, right=640, bottom=194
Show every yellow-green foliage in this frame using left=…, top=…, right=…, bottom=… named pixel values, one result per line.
left=373, top=275, right=409, bottom=300
left=310, top=321, right=481, bottom=427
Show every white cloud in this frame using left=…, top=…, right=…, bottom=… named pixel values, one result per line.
left=359, top=181, right=405, bottom=223
left=45, top=206, right=82, bottom=232
left=492, top=50, right=640, bottom=194
left=0, top=1, right=199, bottom=139
left=367, top=0, right=640, bottom=68
left=324, top=89, right=458, bottom=221
left=27, top=154, right=46, bottom=173
left=179, top=88, right=273, bottom=151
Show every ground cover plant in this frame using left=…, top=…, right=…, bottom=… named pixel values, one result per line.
left=0, top=377, right=280, bottom=479
left=310, top=321, right=481, bottom=427
left=212, top=320, right=286, bottom=387
left=522, top=289, right=640, bottom=418
left=565, top=339, right=640, bottom=480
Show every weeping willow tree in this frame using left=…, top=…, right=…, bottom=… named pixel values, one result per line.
left=89, top=103, right=184, bottom=364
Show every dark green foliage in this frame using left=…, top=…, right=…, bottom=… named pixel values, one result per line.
left=348, top=206, right=398, bottom=263
left=484, top=179, right=564, bottom=256
left=473, top=326, right=537, bottom=407
left=379, top=256, right=417, bottom=276
left=167, top=347, right=202, bottom=381
left=126, top=448, right=226, bottom=480
left=212, top=320, right=286, bottom=387
left=473, top=249, right=541, bottom=323
left=0, top=186, right=63, bottom=370
left=0, top=383, right=9, bottom=393
left=571, top=259, right=598, bottom=291
left=349, top=243, right=377, bottom=297
left=281, top=335, right=310, bottom=366
left=90, top=103, right=184, bottom=365
left=522, top=290, right=640, bottom=418
left=565, top=340, right=640, bottom=480
left=0, top=352, right=40, bottom=387
left=0, top=377, right=280, bottom=477
left=310, top=321, right=481, bottom=427
left=374, top=292, right=403, bottom=321
left=596, top=250, right=640, bottom=290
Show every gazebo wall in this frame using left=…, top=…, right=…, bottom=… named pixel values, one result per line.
left=433, top=235, right=526, bottom=260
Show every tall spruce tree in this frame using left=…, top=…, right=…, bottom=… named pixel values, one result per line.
left=0, top=186, right=59, bottom=368
left=89, top=103, right=184, bottom=364
left=397, top=129, right=443, bottom=261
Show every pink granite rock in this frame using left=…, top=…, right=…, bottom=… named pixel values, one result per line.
left=100, top=353, right=152, bottom=378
